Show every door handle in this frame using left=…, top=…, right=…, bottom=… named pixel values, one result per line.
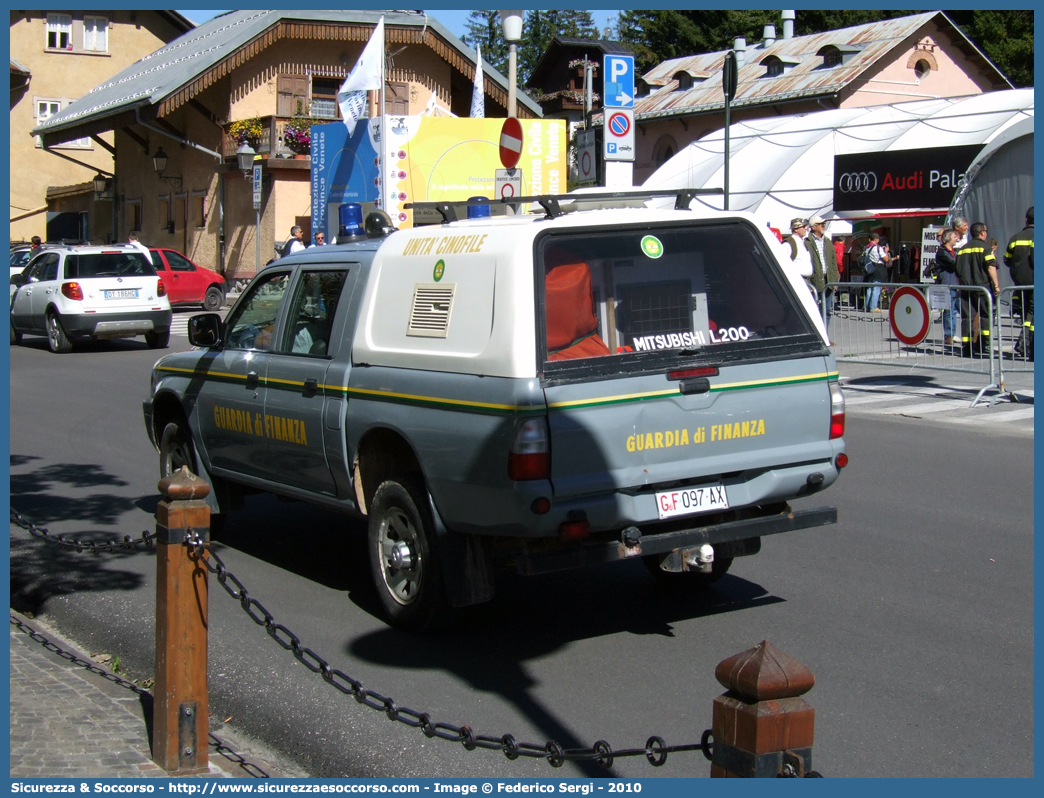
left=304, top=378, right=318, bottom=393
left=246, top=371, right=259, bottom=386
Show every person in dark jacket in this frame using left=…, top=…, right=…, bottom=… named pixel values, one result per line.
left=1004, top=206, right=1034, bottom=360
left=955, top=222, right=999, bottom=357
left=934, top=228, right=960, bottom=346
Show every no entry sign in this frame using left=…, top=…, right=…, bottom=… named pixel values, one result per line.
left=500, top=117, right=523, bottom=169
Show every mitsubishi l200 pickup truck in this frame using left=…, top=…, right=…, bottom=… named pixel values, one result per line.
left=144, top=191, right=845, bottom=629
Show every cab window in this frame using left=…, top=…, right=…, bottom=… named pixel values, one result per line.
left=538, top=222, right=817, bottom=372
left=280, top=269, right=349, bottom=357
left=225, top=271, right=291, bottom=350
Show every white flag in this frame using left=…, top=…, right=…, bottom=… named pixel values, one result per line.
left=470, top=43, right=484, bottom=118
left=338, top=16, right=384, bottom=136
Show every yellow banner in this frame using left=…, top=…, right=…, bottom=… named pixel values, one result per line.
left=393, top=118, right=567, bottom=228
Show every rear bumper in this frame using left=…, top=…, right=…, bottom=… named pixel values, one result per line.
left=516, top=505, right=837, bottom=575
left=63, top=309, right=172, bottom=338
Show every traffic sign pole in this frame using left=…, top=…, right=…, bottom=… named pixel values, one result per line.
left=602, top=54, right=635, bottom=187
left=252, top=163, right=262, bottom=272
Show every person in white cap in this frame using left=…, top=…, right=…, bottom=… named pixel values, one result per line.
left=778, top=218, right=828, bottom=344
left=805, top=215, right=837, bottom=339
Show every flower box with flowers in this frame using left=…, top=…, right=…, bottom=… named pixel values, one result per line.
left=229, top=117, right=264, bottom=148
left=283, top=117, right=313, bottom=156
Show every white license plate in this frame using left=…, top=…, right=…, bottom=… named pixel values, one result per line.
left=105, top=289, right=139, bottom=299
left=655, top=484, right=729, bottom=520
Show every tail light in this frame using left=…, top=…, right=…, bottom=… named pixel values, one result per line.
left=508, top=417, right=549, bottom=480
left=61, top=282, right=84, bottom=301
left=829, top=381, right=845, bottom=439
left=559, top=519, right=590, bottom=541
left=157, top=278, right=166, bottom=297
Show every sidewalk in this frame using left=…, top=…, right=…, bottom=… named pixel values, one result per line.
left=9, top=610, right=303, bottom=779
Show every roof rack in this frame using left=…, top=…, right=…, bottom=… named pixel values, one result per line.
left=404, top=188, right=725, bottom=223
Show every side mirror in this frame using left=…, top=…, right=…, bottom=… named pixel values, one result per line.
left=10, top=273, right=27, bottom=287
left=188, top=313, right=223, bottom=348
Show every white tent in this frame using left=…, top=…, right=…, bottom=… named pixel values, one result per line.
left=643, top=89, right=1034, bottom=235
left=949, top=114, right=1034, bottom=287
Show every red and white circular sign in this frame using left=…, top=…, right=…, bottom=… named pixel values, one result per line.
left=500, top=182, right=515, bottom=198
left=499, top=117, right=523, bottom=169
left=889, top=286, right=931, bottom=345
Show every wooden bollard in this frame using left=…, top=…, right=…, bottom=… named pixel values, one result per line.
left=153, top=466, right=211, bottom=775
left=710, top=640, right=816, bottom=778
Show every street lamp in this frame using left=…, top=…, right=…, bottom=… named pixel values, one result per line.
left=236, top=141, right=260, bottom=273
left=500, top=10, right=523, bottom=118
left=151, top=147, right=183, bottom=190
left=236, top=141, right=256, bottom=179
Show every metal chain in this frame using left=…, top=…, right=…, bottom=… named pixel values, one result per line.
left=13, top=510, right=818, bottom=775
left=186, top=534, right=710, bottom=771
left=10, top=508, right=157, bottom=553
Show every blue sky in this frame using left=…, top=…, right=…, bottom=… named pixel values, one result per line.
left=176, top=10, right=620, bottom=40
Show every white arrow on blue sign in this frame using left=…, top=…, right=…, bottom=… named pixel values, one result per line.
left=603, top=54, right=634, bottom=108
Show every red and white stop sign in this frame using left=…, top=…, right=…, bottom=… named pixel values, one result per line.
left=500, top=117, right=523, bottom=169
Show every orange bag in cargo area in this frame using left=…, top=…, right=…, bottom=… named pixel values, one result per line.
left=544, top=262, right=610, bottom=360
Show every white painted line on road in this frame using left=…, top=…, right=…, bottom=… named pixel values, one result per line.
left=844, top=387, right=965, bottom=406
left=982, top=407, right=1035, bottom=423
left=946, top=407, right=1035, bottom=424
left=885, top=399, right=978, bottom=415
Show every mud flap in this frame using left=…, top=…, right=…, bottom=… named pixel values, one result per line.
left=428, top=495, right=495, bottom=607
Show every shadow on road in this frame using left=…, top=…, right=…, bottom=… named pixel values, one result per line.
left=174, top=494, right=782, bottom=778
left=10, top=455, right=139, bottom=526
left=9, top=533, right=149, bottom=616
left=346, top=566, right=779, bottom=777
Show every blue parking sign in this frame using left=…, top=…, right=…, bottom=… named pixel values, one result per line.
left=603, top=55, right=634, bottom=108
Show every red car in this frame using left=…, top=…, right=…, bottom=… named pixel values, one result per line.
left=148, top=248, right=226, bottom=311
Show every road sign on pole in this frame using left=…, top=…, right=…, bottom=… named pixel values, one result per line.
left=603, top=108, right=635, bottom=162
left=499, top=117, right=523, bottom=169
left=577, top=128, right=597, bottom=184
left=603, top=55, right=634, bottom=108
left=495, top=168, right=522, bottom=199
left=252, top=164, right=262, bottom=210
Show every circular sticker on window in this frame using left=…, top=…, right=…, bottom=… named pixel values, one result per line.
left=433, top=259, right=445, bottom=282
left=641, top=235, right=664, bottom=258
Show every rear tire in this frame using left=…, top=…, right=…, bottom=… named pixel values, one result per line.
left=643, top=554, right=733, bottom=588
left=368, top=478, right=450, bottom=630
left=145, top=328, right=170, bottom=349
left=46, top=312, right=72, bottom=353
left=11, top=322, right=21, bottom=345
left=203, top=286, right=224, bottom=312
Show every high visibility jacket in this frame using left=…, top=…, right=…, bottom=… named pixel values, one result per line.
left=1004, top=224, right=1034, bottom=286
left=955, top=239, right=995, bottom=288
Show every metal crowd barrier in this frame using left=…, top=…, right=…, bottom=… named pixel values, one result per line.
left=819, top=282, right=1032, bottom=407
left=995, top=286, right=1034, bottom=396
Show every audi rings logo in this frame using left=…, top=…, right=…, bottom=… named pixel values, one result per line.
left=838, top=172, right=878, bottom=193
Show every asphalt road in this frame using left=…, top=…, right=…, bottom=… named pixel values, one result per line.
left=8, top=325, right=1035, bottom=778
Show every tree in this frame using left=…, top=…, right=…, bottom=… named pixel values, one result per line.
left=945, top=10, right=1033, bottom=88
left=462, top=11, right=508, bottom=75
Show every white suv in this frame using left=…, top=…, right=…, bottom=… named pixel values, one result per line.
left=10, top=245, right=172, bottom=353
